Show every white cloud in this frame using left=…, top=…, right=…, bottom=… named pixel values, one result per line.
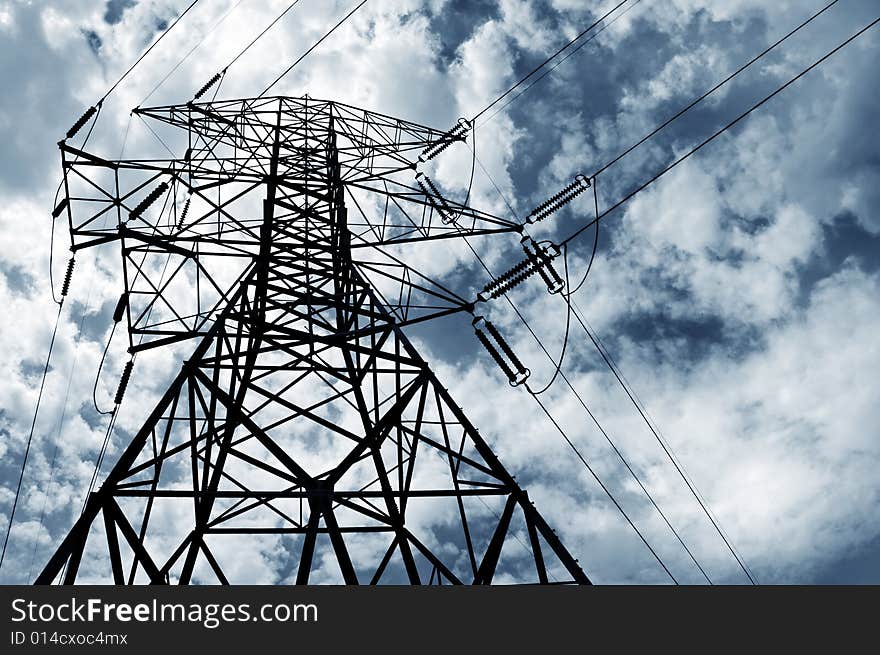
left=0, top=0, right=877, bottom=585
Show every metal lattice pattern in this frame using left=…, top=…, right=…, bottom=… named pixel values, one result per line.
left=39, top=97, right=588, bottom=585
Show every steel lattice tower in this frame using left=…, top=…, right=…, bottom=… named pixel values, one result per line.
left=38, top=96, right=589, bottom=585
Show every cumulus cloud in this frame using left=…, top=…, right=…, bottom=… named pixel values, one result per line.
left=0, top=0, right=877, bottom=584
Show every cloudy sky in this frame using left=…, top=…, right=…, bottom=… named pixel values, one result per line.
left=0, top=0, right=878, bottom=584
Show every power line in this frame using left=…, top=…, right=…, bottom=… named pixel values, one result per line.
left=259, top=0, right=370, bottom=98
left=529, top=393, right=678, bottom=583
left=472, top=0, right=635, bottom=123
left=101, top=0, right=204, bottom=103
left=521, top=178, right=744, bottom=582
left=139, top=0, right=248, bottom=106
left=453, top=160, right=699, bottom=582
left=570, top=301, right=753, bottom=583
left=0, top=303, right=64, bottom=574
left=185, top=0, right=307, bottom=102
left=464, top=133, right=715, bottom=582
left=525, top=247, right=572, bottom=396
left=227, top=0, right=304, bottom=71
left=561, top=13, right=880, bottom=249
left=481, top=2, right=867, bottom=583
left=592, top=0, right=843, bottom=178
left=563, top=180, right=601, bottom=297
left=19, top=3, right=170, bottom=572
left=539, top=316, right=713, bottom=583
left=478, top=0, right=646, bottom=127
left=570, top=303, right=756, bottom=583
left=27, top=284, right=96, bottom=580
left=505, top=258, right=708, bottom=582
left=92, top=323, right=118, bottom=416
left=532, top=246, right=713, bottom=582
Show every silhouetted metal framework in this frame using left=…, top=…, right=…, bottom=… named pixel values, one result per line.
left=38, top=96, right=589, bottom=584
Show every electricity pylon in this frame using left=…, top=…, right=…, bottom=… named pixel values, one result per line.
left=38, top=96, right=589, bottom=584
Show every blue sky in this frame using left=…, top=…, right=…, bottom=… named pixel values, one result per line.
left=0, top=0, right=878, bottom=584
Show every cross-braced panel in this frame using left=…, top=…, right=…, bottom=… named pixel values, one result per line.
left=39, top=96, right=588, bottom=585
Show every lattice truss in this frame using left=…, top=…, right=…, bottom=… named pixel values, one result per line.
left=39, top=96, right=589, bottom=585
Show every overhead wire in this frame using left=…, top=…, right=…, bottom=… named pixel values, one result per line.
left=542, top=300, right=715, bottom=583
left=480, top=0, right=872, bottom=583
left=226, top=0, right=305, bottom=72
left=561, top=12, right=880, bottom=249
left=27, top=272, right=99, bottom=580
left=525, top=246, right=572, bottom=396
left=471, top=0, right=635, bottom=123
left=139, top=0, right=248, bottom=106
left=29, top=112, right=140, bottom=579
left=22, top=40, right=154, bottom=575
left=99, top=0, right=204, bottom=104
left=454, top=146, right=690, bottom=582
left=92, top=323, right=118, bottom=417
left=463, top=234, right=680, bottom=582
left=478, top=0, right=645, bottom=127
left=1, top=96, right=106, bottom=572
left=90, top=0, right=222, bottom=475
left=529, top=391, right=677, bottom=583
left=28, top=0, right=856, bottom=584
left=91, top=108, right=139, bottom=419
left=564, top=8, right=880, bottom=571
left=464, top=96, right=718, bottom=580
left=258, top=0, right=370, bottom=97
left=544, top=181, right=710, bottom=582
left=568, top=301, right=749, bottom=583
left=52, top=0, right=210, bottom=300
left=554, top=176, right=602, bottom=301
left=179, top=0, right=306, bottom=103
left=0, top=304, right=64, bottom=574
left=591, top=0, right=844, bottom=179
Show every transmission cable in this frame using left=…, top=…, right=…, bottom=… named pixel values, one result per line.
left=510, top=5, right=873, bottom=582
left=92, top=323, right=118, bottom=416
left=561, top=13, right=880, bottom=249
left=465, top=229, right=680, bottom=583
left=569, top=301, right=751, bottom=583
left=453, top=175, right=688, bottom=582
left=471, top=0, right=635, bottom=123
left=478, top=0, right=645, bottom=127
left=3, top=99, right=106, bottom=571
left=564, top=178, right=601, bottom=297
left=101, top=0, right=204, bottom=104
left=0, top=304, right=64, bottom=574
left=18, top=3, right=178, bottom=571
left=507, top=235, right=708, bottom=582
left=186, top=0, right=306, bottom=102
left=259, top=0, right=370, bottom=97
left=540, top=302, right=714, bottom=582
left=54, top=0, right=206, bottom=291
left=27, top=275, right=99, bottom=580
left=529, top=392, right=677, bottom=583
left=539, top=184, right=710, bottom=582
left=497, top=7, right=870, bottom=582
left=139, top=0, right=248, bottom=106
left=227, top=0, right=305, bottom=71
left=463, top=132, right=714, bottom=581
left=30, top=116, right=135, bottom=575
left=525, top=246, right=572, bottom=396
left=591, top=0, right=843, bottom=178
